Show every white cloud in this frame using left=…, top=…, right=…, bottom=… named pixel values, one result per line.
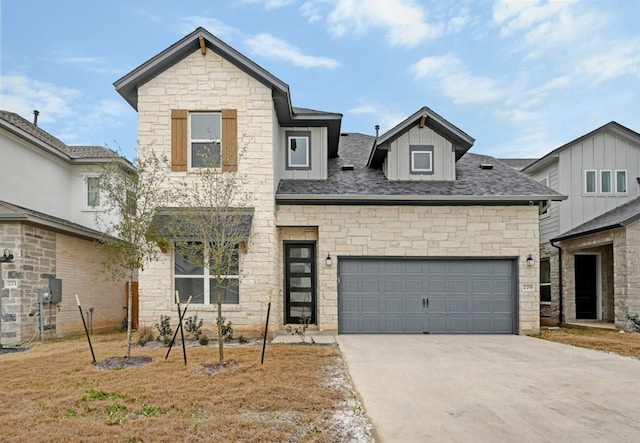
left=0, top=75, right=78, bottom=123
left=347, top=103, right=405, bottom=133
left=577, top=41, right=640, bottom=83
left=244, top=33, right=340, bottom=69
left=52, top=54, right=121, bottom=75
left=410, top=55, right=504, bottom=105
left=301, top=1, right=325, bottom=23
left=179, top=17, right=240, bottom=41
left=327, top=0, right=442, bottom=47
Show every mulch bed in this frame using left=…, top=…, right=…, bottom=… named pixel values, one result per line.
left=95, top=356, right=154, bottom=370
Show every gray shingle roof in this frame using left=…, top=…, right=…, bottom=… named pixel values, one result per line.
left=0, top=111, right=120, bottom=161
left=276, top=133, right=564, bottom=202
left=0, top=200, right=105, bottom=241
left=498, top=158, right=538, bottom=171
left=554, top=196, right=640, bottom=241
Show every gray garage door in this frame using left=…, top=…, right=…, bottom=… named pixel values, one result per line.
left=338, top=258, right=517, bottom=334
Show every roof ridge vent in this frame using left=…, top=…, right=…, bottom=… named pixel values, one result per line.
left=342, top=164, right=355, bottom=171
left=479, top=163, right=494, bottom=170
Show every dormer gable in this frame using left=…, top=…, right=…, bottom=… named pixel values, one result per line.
left=367, top=107, right=474, bottom=181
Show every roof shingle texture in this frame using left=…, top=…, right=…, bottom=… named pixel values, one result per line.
left=0, top=111, right=118, bottom=160
left=556, top=196, right=640, bottom=240
left=277, top=133, right=561, bottom=198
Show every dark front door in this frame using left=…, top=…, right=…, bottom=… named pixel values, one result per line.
left=575, top=254, right=598, bottom=319
left=284, top=242, right=316, bottom=324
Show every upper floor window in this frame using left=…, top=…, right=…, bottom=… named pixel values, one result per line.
left=190, top=113, right=221, bottom=169
left=86, top=176, right=101, bottom=207
left=616, top=170, right=627, bottom=193
left=584, top=169, right=627, bottom=194
left=585, top=170, right=597, bottom=193
left=410, top=145, right=434, bottom=175
left=600, top=170, right=612, bottom=193
left=286, top=131, right=311, bottom=170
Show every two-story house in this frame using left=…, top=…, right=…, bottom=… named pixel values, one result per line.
left=522, top=122, right=640, bottom=329
left=0, top=111, right=130, bottom=345
left=114, top=28, right=563, bottom=336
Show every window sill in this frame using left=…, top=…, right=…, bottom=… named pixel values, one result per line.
left=181, top=304, right=242, bottom=312
left=540, top=301, right=552, bottom=305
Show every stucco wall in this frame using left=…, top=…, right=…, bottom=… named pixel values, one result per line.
left=276, top=205, right=541, bottom=334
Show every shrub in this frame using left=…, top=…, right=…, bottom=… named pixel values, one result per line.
left=217, top=316, right=233, bottom=342
left=184, top=315, right=204, bottom=340
left=155, top=315, right=173, bottom=346
left=199, top=334, right=209, bottom=346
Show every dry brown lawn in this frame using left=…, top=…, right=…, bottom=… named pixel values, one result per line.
left=0, top=333, right=372, bottom=443
left=535, top=326, right=640, bottom=359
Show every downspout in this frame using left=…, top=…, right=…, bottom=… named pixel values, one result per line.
left=551, top=239, right=563, bottom=326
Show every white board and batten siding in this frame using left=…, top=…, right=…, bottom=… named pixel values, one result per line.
left=533, top=162, right=561, bottom=244
left=381, top=124, right=456, bottom=181
left=277, top=126, right=328, bottom=181
left=551, top=129, right=640, bottom=238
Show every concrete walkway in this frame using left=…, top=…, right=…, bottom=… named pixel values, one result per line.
left=336, top=334, right=640, bottom=443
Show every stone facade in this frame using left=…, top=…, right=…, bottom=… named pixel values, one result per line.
left=276, top=205, right=541, bottom=334
left=553, top=222, right=640, bottom=329
left=136, top=50, right=280, bottom=336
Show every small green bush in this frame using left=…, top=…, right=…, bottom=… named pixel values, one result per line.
left=184, top=315, right=204, bottom=340
left=199, top=334, right=209, bottom=346
left=155, top=315, right=173, bottom=346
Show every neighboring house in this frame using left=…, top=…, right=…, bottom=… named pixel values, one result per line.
left=0, top=111, right=130, bottom=344
left=114, top=28, right=563, bottom=336
left=521, top=122, right=640, bottom=329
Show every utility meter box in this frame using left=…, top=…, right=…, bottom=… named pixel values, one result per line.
left=49, top=278, right=62, bottom=303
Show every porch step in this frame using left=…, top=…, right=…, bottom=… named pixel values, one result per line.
left=563, top=321, right=617, bottom=331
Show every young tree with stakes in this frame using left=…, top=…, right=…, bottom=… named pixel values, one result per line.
left=168, top=146, right=253, bottom=365
left=96, top=149, right=172, bottom=358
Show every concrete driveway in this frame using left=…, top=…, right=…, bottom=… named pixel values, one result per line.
left=337, top=335, right=640, bottom=443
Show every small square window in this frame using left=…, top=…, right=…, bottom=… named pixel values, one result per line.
left=616, top=170, right=627, bottom=193
left=190, top=113, right=221, bottom=169
left=585, top=170, right=596, bottom=193
left=286, top=131, right=311, bottom=170
left=600, top=170, right=612, bottom=193
left=410, top=145, right=434, bottom=174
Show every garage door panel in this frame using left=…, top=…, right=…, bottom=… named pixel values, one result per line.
left=339, top=258, right=516, bottom=334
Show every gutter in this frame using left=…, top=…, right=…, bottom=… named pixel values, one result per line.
left=276, top=194, right=567, bottom=205
left=550, top=239, right=563, bottom=326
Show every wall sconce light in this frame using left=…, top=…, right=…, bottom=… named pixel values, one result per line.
left=326, top=254, right=332, bottom=266
left=0, top=249, right=14, bottom=263
left=526, top=254, right=534, bottom=267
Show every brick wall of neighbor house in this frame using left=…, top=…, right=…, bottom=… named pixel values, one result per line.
left=135, top=50, right=279, bottom=335
left=11, top=225, right=57, bottom=344
left=55, top=234, right=126, bottom=336
left=277, top=205, right=541, bottom=334
left=0, top=223, right=23, bottom=345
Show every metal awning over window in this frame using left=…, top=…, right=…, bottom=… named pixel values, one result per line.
left=152, top=207, right=254, bottom=242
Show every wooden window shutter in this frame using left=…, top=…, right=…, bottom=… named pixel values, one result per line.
left=221, top=109, right=238, bottom=172
left=171, top=109, right=188, bottom=172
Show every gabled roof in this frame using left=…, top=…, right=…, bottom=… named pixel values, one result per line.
left=553, top=196, right=640, bottom=241
left=523, top=121, right=640, bottom=174
left=0, top=200, right=106, bottom=241
left=0, top=110, right=126, bottom=165
left=113, top=27, right=343, bottom=157
left=367, top=107, right=475, bottom=168
left=277, top=133, right=565, bottom=204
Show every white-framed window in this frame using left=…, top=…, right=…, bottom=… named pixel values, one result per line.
left=600, top=170, right=612, bottom=193
left=410, top=145, right=434, bottom=174
left=585, top=170, right=597, bottom=194
left=616, top=170, right=627, bottom=193
left=174, top=242, right=239, bottom=304
left=539, top=177, right=550, bottom=216
left=286, top=131, right=311, bottom=170
left=540, top=258, right=551, bottom=303
left=189, top=112, right=221, bottom=169
left=85, top=175, right=101, bottom=208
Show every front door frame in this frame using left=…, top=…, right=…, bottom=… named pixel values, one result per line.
left=283, top=241, right=317, bottom=325
left=574, top=253, right=601, bottom=320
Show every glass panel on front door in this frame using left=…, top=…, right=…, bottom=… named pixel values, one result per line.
left=285, top=243, right=316, bottom=324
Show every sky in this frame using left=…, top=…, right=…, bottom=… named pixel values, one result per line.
left=2, top=0, right=640, bottom=161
